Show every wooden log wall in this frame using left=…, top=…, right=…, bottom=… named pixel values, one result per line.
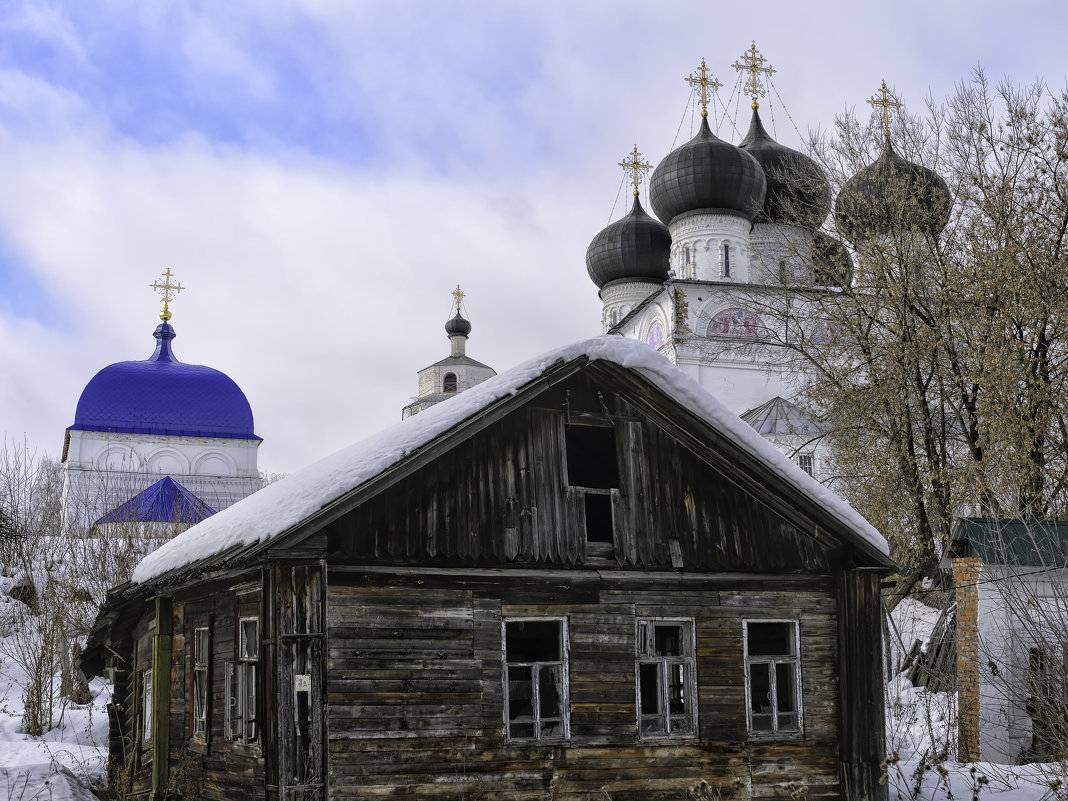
left=326, top=570, right=843, bottom=800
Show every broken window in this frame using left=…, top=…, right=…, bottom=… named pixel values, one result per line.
left=565, top=424, right=619, bottom=544
left=192, top=627, right=209, bottom=741
left=637, top=619, right=697, bottom=738
left=745, top=620, right=801, bottom=734
left=226, top=617, right=259, bottom=744
left=504, top=619, right=568, bottom=741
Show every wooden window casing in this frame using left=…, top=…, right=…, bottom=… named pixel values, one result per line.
left=502, top=618, right=569, bottom=742
left=636, top=618, right=697, bottom=739
left=226, top=617, right=259, bottom=744
left=192, top=627, right=210, bottom=741
left=141, top=668, right=153, bottom=745
left=744, top=620, right=803, bottom=736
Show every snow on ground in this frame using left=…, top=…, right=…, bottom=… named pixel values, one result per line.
left=886, top=673, right=1068, bottom=800
left=0, top=590, right=109, bottom=800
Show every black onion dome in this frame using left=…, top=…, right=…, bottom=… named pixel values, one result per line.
left=835, top=143, right=952, bottom=243
left=811, top=231, right=854, bottom=288
left=739, top=110, right=831, bottom=229
left=585, top=194, right=671, bottom=289
left=445, top=312, right=471, bottom=337
left=649, top=116, right=767, bottom=224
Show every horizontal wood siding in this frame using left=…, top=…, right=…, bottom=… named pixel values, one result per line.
left=326, top=572, right=842, bottom=800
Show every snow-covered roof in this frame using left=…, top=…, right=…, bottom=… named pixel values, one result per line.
left=131, top=336, right=888, bottom=585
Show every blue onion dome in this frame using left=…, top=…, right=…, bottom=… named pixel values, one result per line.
left=811, top=231, right=854, bottom=288
left=648, top=116, right=767, bottom=224
left=70, top=321, right=258, bottom=439
left=834, top=142, right=952, bottom=243
left=585, top=194, right=671, bottom=289
left=739, top=110, right=831, bottom=229
left=445, top=311, right=472, bottom=337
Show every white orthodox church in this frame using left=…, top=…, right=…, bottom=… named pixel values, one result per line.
left=61, top=271, right=262, bottom=533
left=585, top=51, right=950, bottom=480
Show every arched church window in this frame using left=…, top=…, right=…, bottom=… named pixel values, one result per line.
left=443, top=373, right=457, bottom=393
left=647, top=321, right=666, bottom=349
left=723, top=243, right=731, bottom=277
left=707, top=308, right=765, bottom=339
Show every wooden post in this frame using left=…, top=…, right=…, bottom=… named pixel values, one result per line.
left=150, top=595, right=173, bottom=801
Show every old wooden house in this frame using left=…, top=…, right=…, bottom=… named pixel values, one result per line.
left=83, top=337, right=893, bottom=801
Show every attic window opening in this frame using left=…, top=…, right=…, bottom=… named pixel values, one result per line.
left=443, top=373, right=457, bottom=393
left=565, top=425, right=619, bottom=488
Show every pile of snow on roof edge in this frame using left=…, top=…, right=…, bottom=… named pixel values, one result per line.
left=132, top=336, right=887, bottom=584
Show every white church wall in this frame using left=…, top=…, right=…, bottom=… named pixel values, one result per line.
left=63, top=428, right=261, bottom=530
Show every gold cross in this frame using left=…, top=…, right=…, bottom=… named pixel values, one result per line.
left=867, top=80, right=902, bottom=140
left=619, top=145, right=652, bottom=197
left=686, top=59, right=722, bottom=118
left=731, top=41, right=776, bottom=110
left=452, top=284, right=464, bottom=314
left=150, top=268, right=184, bottom=322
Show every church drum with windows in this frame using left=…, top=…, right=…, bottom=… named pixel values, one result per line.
left=82, top=338, right=892, bottom=801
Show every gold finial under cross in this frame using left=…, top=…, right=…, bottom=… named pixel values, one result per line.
left=150, top=268, right=184, bottom=322
left=452, top=284, right=464, bottom=314
left=686, top=59, right=721, bottom=119
left=868, top=80, right=902, bottom=141
left=619, top=145, right=652, bottom=197
left=732, top=41, right=776, bottom=110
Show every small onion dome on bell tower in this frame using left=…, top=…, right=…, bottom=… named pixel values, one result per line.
left=834, top=143, right=952, bottom=243
left=445, top=311, right=472, bottom=337
left=811, top=231, right=854, bottom=288
left=648, top=116, right=767, bottom=225
left=739, top=109, right=831, bottom=229
left=585, top=194, right=671, bottom=289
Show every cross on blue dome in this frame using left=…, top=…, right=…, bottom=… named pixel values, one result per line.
left=70, top=321, right=259, bottom=440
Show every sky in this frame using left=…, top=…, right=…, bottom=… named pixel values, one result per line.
left=0, top=0, right=1066, bottom=476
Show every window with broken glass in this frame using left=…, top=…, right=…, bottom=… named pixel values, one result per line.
left=503, top=619, right=568, bottom=742
left=226, top=617, right=259, bottom=744
left=744, top=620, right=802, bottom=735
left=636, top=619, right=697, bottom=738
left=192, top=627, right=209, bottom=741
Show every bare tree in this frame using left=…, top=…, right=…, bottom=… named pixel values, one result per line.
left=711, top=72, right=1068, bottom=600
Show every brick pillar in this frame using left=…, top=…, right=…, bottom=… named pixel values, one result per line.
left=954, top=556, right=982, bottom=761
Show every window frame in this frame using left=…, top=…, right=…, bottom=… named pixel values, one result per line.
left=723, top=242, right=731, bottom=277
left=635, top=617, right=698, bottom=740
left=191, top=626, right=210, bottom=742
left=743, top=619, right=803, bottom=737
left=795, top=452, right=815, bottom=477
left=141, top=668, right=153, bottom=745
left=501, top=616, right=570, bottom=743
left=226, top=616, right=260, bottom=745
